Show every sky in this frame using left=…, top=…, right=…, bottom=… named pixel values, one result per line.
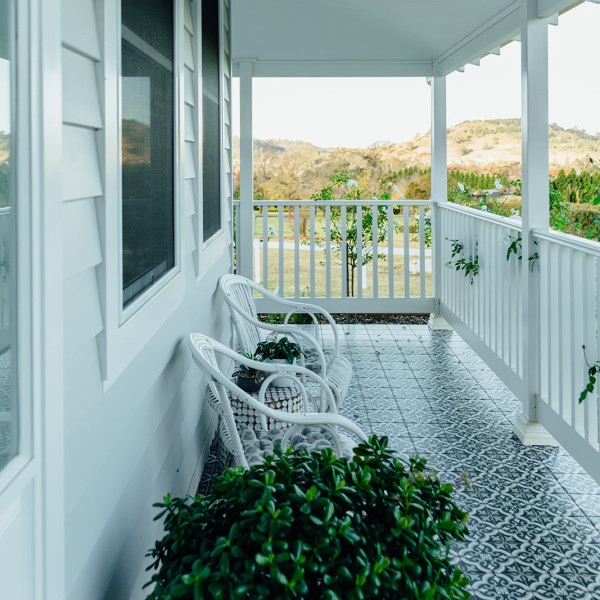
left=1, top=3, right=598, bottom=140
left=231, top=2, right=600, bottom=148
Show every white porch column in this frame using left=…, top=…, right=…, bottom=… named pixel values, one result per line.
left=429, top=76, right=451, bottom=330
left=514, top=0, right=557, bottom=444
left=238, top=60, right=255, bottom=280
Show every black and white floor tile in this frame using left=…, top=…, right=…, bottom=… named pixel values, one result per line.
left=341, top=324, right=600, bottom=600
left=199, top=324, right=600, bottom=599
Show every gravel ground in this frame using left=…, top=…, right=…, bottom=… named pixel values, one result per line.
left=258, top=313, right=430, bottom=325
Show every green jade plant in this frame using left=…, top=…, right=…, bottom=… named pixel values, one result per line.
left=144, top=436, right=471, bottom=600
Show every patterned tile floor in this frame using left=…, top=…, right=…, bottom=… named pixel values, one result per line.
left=200, top=324, right=600, bottom=600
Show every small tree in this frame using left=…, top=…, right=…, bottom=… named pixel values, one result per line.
left=311, top=171, right=396, bottom=297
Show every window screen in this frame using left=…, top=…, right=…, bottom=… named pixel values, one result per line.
left=121, top=0, right=175, bottom=307
left=202, top=0, right=221, bottom=241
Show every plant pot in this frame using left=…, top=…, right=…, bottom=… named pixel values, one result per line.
left=264, top=358, right=295, bottom=388
left=236, top=372, right=265, bottom=394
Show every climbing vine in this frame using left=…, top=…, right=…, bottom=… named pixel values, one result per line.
left=446, top=238, right=479, bottom=284
left=579, top=345, right=600, bottom=404
left=505, top=233, right=539, bottom=271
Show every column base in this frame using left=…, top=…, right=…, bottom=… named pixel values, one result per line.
left=513, top=412, right=559, bottom=446
left=428, top=314, right=452, bottom=331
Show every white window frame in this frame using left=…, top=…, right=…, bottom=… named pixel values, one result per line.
left=97, top=0, right=186, bottom=386
left=196, top=0, right=230, bottom=278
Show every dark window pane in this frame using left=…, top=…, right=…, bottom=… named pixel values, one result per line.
left=0, top=0, right=16, bottom=472
left=122, top=0, right=175, bottom=307
left=202, top=0, right=221, bottom=241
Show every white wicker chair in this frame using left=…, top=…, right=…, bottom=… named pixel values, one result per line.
left=218, top=274, right=352, bottom=409
left=187, top=333, right=368, bottom=469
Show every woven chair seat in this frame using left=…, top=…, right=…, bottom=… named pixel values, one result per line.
left=241, top=425, right=355, bottom=467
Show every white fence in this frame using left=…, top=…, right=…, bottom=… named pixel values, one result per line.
left=234, top=199, right=434, bottom=313
left=534, top=229, right=600, bottom=472
left=439, top=202, right=600, bottom=481
left=439, top=203, right=525, bottom=391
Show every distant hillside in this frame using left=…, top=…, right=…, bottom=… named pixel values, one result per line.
left=233, top=119, right=600, bottom=199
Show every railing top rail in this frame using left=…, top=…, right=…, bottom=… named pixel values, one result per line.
left=533, top=227, right=600, bottom=257
left=233, top=199, right=432, bottom=207
left=0, top=207, right=10, bottom=215
left=438, top=201, right=522, bottom=231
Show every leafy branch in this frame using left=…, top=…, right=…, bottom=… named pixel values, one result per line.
left=579, top=345, right=600, bottom=404
left=446, top=238, right=479, bottom=284
left=506, top=233, right=539, bottom=272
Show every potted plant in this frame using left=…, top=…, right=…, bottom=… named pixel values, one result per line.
left=145, top=436, right=470, bottom=599
left=235, top=352, right=266, bottom=394
left=254, top=336, right=305, bottom=387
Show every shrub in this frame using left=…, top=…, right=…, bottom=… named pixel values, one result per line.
left=145, top=437, right=470, bottom=600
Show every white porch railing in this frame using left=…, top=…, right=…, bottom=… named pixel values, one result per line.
left=439, top=202, right=600, bottom=481
left=439, top=203, right=525, bottom=387
left=534, top=229, right=600, bottom=468
left=234, top=199, right=434, bottom=314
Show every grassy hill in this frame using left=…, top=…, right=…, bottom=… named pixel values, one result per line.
left=233, top=119, right=600, bottom=200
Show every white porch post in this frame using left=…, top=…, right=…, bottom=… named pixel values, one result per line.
left=238, top=60, right=254, bottom=280
left=514, top=0, right=557, bottom=444
left=429, top=76, right=451, bottom=330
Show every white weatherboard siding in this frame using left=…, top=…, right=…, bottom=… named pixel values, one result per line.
left=60, top=0, right=233, bottom=598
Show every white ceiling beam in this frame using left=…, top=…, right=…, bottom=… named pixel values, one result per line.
left=434, top=2, right=520, bottom=76
left=232, top=59, right=434, bottom=78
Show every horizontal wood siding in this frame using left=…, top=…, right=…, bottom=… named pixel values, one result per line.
left=61, top=1, right=232, bottom=599
left=184, top=0, right=199, bottom=281
left=222, top=0, right=234, bottom=263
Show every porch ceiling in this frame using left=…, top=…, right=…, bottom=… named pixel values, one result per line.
left=231, top=0, right=578, bottom=77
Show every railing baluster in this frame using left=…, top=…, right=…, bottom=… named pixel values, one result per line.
left=294, top=205, right=300, bottom=299
left=564, top=248, right=574, bottom=424
left=419, top=205, right=425, bottom=299
left=508, top=232, right=515, bottom=371
left=516, top=236, right=521, bottom=377
left=357, top=205, right=363, bottom=298
left=557, top=246, right=565, bottom=419
left=341, top=206, right=347, bottom=299
left=310, top=205, right=315, bottom=299
left=388, top=205, right=394, bottom=299
left=372, top=204, right=378, bottom=299
left=551, top=242, right=560, bottom=411
left=326, top=205, right=331, bottom=299
left=594, top=255, right=600, bottom=446
left=262, top=205, right=268, bottom=289
left=538, top=239, right=548, bottom=403
left=278, top=206, right=284, bottom=297
left=404, top=205, right=410, bottom=299
left=572, top=251, right=584, bottom=434
left=584, top=254, right=597, bottom=444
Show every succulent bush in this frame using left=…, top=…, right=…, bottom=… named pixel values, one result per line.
left=145, top=437, right=470, bottom=599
